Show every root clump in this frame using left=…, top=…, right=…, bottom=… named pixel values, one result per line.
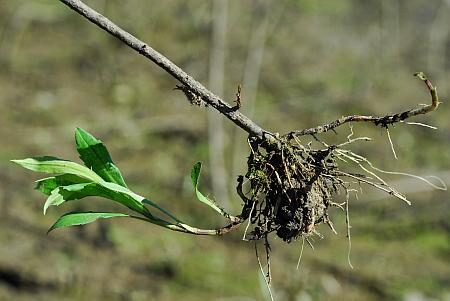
left=239, top=137, right=342, bottom=243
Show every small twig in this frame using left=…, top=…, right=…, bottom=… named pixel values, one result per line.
left=285, top=72, right=439, bottom=139
left=233, top=84, right=242, bottom=110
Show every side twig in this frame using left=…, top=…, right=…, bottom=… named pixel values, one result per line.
left=285, top=72, right=440, bottom=139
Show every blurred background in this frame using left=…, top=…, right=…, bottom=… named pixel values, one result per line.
left=1, top=0, right=449, bottom=300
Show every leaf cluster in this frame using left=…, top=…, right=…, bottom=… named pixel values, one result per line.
left=12, top=128, right=224, bottom=234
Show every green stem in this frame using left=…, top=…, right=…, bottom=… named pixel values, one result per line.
left=129, top=215, right=244, bottom=236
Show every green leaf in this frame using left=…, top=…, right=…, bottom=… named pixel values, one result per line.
left=95, top=181, right=146, bottom=209
left=38, top=179, right=152, bottom=217
left=36, top=174, right=88, bottom=195
left=11, top=157, right=104, bottom=183
left=190, top=162, right=224, bottom=215
left=13, top=157, right=150, bottom=215
left=44, top=189, right=64, bottom=212
left=75, top=127, right=127, bottom=187
left=43, top=183, right=98, bottom=214
left=99, top=181, right=144, bottom=202
left=95, top=181, right=152, bottom=217
left=48, top=211, right=129, bottom=233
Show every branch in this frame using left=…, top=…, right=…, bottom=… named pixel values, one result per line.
left=59, top=0, right=275, bottom=143
left=285, top=72, right=440, bottom=139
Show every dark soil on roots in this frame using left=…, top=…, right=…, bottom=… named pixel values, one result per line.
left=238, top=137, right=342, bottom=243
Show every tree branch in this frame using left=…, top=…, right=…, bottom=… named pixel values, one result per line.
left=59, top=0, right=439, bottom=147
left=285, top=72, right=440, bottom=139
left=59, top=0, right=275, bottom=143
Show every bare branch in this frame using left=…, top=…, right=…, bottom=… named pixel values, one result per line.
left=285, top=72, right=440, bottom=139
left=58, top=0, right=275, bottom=142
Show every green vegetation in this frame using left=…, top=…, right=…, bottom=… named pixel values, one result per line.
left=13, top=128, right=230, bottom=234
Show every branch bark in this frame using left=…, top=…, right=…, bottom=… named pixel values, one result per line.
left=59, top=0, right=274, bottom=142
left=285, top=72, right=440, bottom=139
left=59, top=0, right=439, bottom=146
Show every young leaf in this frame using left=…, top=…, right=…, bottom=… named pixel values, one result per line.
left=44, top=188, right=65, bottom=214
left=11, top=157, right=104, bottom=183
left=75, top=127, right=127, bottom=187
left=190, top=162, right=225, bottom=215
left=48, top=211, right=129, bottom=233
left=43, top=183, right=98, bottom=214
left=36, top=174, right=88, bottom=195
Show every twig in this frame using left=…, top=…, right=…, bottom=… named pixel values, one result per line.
left=58, top=0, right=276, bottom=143
left=285, top=72, right=440, bottom=139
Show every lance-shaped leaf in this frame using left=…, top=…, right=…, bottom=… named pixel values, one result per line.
left=48, top=211, right=129, bottom=233
left=37, top=176, right=152, bottom=217
left=97, top=182, right=154, bottom=218
left=75, top=127, right=127, bottom=187
left=11, top=157, right=104, bottom=183
left=190, top=162, right=226, bottom=216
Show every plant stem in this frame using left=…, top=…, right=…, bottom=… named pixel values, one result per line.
left=129, top=215, right=244, bottom=236
left=285, top=72, right=439, bottom=138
